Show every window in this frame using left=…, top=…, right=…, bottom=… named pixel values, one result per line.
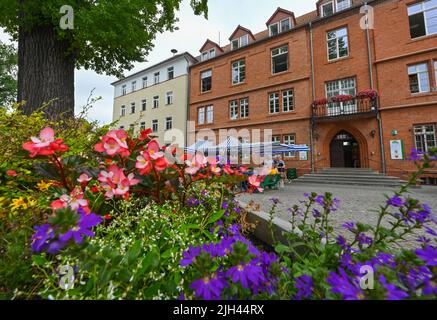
left=326, top=77, right=357, bottom=115
left=269, top=18, right=292, bottom=36
left=336, top=0, right=351, bottom=12
left=414, top=124, right=436, bottom=152
left=201, top=52, right=208, bottom=61
left=232, top=60, right=246, bottom=85
left=152, top=120, right=158, bottom=133
left=272, top=46, right=289, bottom=74
left=272, top=136, right=281, bottom=143
left=201, top=48, right=216, bottom=61
left=282, top=90, right=294, bottom=112
left=434, top=61, right=437, bottom=86
left=166, top=117, right=173, bottom=130
left=140, top=122, right=146, bottom=131
left=154, top=72, right=160, bottom=84
left=153, top=96, right=159, bottom=109
left=321, top=2, right=334, bottom=17
left=198, top=107, right=205, bottom=125
left=168, top=66, right=174, bottom=80
left=122, top=85, right=127, bottom=96
left=120, top=126, right=125, bottom=130
left=284, top=134, right=296, bottom=158
left=408, top=0, right=437, bottom=39
left=130, top=102, right=136, bottom=114
left=120, top=105, right=126, bottom=117
left=231, top=35, right=249, bottom=50
left=201, top=70, right=212, bottom=92
left=230, top=100, right=239, bottom=120
left=129, top=124, right=135, bottom=131
left=327, top=27, right=349, bottom=60
left=142, top=77, right=148, bottom=88
left=141, top=99, right=146, bottom=112
left=240, top=98, right=249, bottom=118
left=209, top=48, right=216, bottom=58
left=269, top=93, right=280, bottom=114
left=131, top=81, right=136, bottom=92
left=206, top=105, right=214, bottom=124
left=408, top=63, right=430, bottom=93
left=166, top=91, right=173, bottom=105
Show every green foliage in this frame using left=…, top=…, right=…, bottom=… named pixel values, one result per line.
left=0, top=42, right=17, bottom=107
left=0, top=0, right=208, bottom=77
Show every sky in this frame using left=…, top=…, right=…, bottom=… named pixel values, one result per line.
left=0, top=0, right=317, bottom=125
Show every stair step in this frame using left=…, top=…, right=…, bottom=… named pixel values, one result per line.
left=293, top=180, right=404, bottom=187
left=301, top=174, right=401, bottom=181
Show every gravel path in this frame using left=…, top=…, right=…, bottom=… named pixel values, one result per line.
left=237, top=183, right=437, bottom=249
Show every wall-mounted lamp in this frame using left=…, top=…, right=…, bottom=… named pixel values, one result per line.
left=370, top=129, right=376, bottom=138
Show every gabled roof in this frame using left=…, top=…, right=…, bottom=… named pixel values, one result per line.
left=265, top=7, right=296, bottom=26
left=199, top=39, right=224, bottom=53
left=228, top=25, right=256, bottom=41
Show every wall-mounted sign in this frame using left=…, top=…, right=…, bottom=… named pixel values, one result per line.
left=299, top=151, right=308, bottom=161
left=390, top=140, right=404, bottom=160
left=391, top=130, right=398, bottom=136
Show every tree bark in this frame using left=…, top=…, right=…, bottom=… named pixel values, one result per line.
left=17, top=24, right=75, bottom=120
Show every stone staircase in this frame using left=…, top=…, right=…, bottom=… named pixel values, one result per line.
left=293, top=168, right=407, bottom=187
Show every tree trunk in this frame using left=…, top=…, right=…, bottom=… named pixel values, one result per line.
left=18, top=24, right=75, bottom=120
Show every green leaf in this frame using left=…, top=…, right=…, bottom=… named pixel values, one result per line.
left=127, top=240, right=142, bottom=264
left=31, top=255, right=46, bottom=266
left=208, top=209, right=225, bottom=224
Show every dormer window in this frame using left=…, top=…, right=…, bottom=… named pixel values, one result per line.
left=336, top=0, right=351, bottom=12
left=321, top=2, right=334, bottom=17
left=269, top=18, right=292, bottom=37
left=201, top=48, right=216, bottom=61
left=231, top=34, right=249, bottom=50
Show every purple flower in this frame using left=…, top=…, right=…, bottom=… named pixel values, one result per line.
left=269, top=197, right=280, bottom=205
left=379, top=275, right=409, bottom=300
left=59, top=212, right=102, bottom=244
left=415, top=246, right=437, bottom=266
left=190, top=275, right=227, bottom=300
left=342, top=222, right=356, bottom=232
left=312, top=209, right=321, bottom=218
left=408, top=149, right=423, bottom=161
left=336, top=236, right=350, bottom=251
left=187, top=197, right=200, bottom=207
left=31, top=224, right=55, bottom=253
left=417, top=236, right=431, bottom=244
left=227, top=264, right=265, bottom=289
left=371, top=252, right=395, bottom=268
left=356, top=233, right=373, bottom=246
left=46, top=240, right=67, bottom=254
left=425, top=227, right=437, bottom=237
left=221, top=201, right=229, bottom=210
left=326, top=268, right=365, bottom=300
left=315, top=195, right=325, bottom=206
left=180, top=245, right=202, bottom=267
left=387, top=195, right=404, bottom=207
left=294, top=275, right=313, bottom=300
left=234, top=206, right=241, bottom=214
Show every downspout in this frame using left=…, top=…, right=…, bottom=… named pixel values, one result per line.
left=183, top=55, right=191, bottom=148
left=364, top=3, right=386, bottom=174
left=309, top=21, right=316, bottom=173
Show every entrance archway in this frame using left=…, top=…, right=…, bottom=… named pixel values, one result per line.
left=330, top=131, right=361, bottom=168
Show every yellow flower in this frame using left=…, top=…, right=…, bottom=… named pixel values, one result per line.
left=270, top=169, right=278, bottom=175
left=37, top=180, right=53, bottom=191
left=27, top=197, right=38, bottom=207
left=10, top=197, right=28, bottom=210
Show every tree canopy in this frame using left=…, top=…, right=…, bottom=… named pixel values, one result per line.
left=0, top=0, right=208, bottom=77
left=0, top=42, right=17, bottom=107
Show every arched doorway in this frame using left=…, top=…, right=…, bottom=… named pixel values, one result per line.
left=330, top=131, right=361, bottom=168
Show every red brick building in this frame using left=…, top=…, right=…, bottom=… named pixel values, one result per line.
left=189, top=0, right=437, bottom=182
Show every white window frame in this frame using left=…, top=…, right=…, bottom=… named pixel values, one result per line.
left=271, top=46, right=289, bottom=74
left=206, top=105, right=214, bottom=124
left=240, top=98, right=249, bottom=118
left=152, top=120, right=158, bottom=133
left=165, top=117, right=173, bottom=131
left=230, top=100, right=239, bottom=120
left=130, top=102, right=136, bottom=114
left=140, top=122, right=146, bottom=131
left=280, top=18, right=291, bottom=32
left=282, top=90, right=294, bottom=112
left=201, top=52, right=209, bottom=61
left=122, top=85, right=127, bottom=96
left=209, top=48, right=216, bottom=58
left=167, top=66, right=174, bottom=80
left=120, top=105, right=126, bottom=117
left=166, top=91, right=173, bottom=105
left=269, top=92, right=280, bottom=114
left=336, top=0, right=351, bottom=12
left=231, top=34, right=249, bottom=50
left=154, top=72, right=160, bottom=84
left=327, top=27, right=349, bottom=61
left=269, top=23, right=280, bottom=37
left=408, top=63, right=430, bottom=94
left=198, top=107, right=205, bottom=125
left=141, top=99, right=147, bottom=112
left=283, top=134, right=296, bottom=158
left=269, top=18, right=292, bottom=37
left=272, top=136, right=281, bottom=143
left=321, top=1, right=334, bottom=17
left=325, top=77, right=357, bottom=116
left=131, top=81, right=136, bottom=92
left=232, top=59, right=246, bottom=85
left=142, top=77, right=148, bottom=88
left=414, top=124, right=436, bottom=153
left=153, top=96, right=159, bottom=109
left=201, top=70, right=212, bottom=93
left=408, top=0, right=437, bottom=38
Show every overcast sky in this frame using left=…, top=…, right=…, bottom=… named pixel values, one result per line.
left=0, top=0, right=317, bottom=125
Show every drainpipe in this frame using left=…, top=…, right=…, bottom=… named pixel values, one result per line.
left=309, top=21, right=316, bottom=173
left=364, top=3, right=386, bottom=174
left=183, top=54, right=191, bottom=148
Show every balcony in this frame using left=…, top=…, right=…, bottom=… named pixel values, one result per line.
left=312, top=91, right=378, bottom=121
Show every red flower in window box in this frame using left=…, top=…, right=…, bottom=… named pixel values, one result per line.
left=357, top=89, right=378, bottom=99
left=313, top=98, right=328, bottom=106
left=331, top=94, right=354, bottom=103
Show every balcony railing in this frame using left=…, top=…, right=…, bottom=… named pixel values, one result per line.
left=312, top=93, right=378, bottom=120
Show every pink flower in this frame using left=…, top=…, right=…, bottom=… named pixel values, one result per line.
left=94, top=130, right=130, bottom=157
left=98, top=165, right=139, bottom=199
left=77, top=173, right=92, bottom=184
left=23, top=127, right=68, bottom=157
left=6, top=170, right=17, bottom=177
left=207, top=158, right=221, bottom=175
left=136, top=140, right=168, bottom=175
left=185, top=153, right=208, bottom=175
left=50, top=188, right=89, bottom=212
left=248, top=175, right=263, bottom=192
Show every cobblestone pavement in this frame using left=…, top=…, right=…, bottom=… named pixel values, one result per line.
left=237, top=183, right=437, bottom=248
